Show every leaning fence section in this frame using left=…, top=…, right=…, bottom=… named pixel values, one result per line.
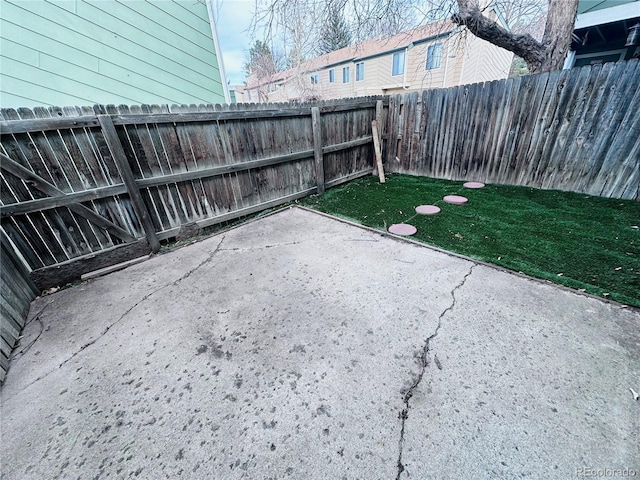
left=0, top=98, right=384, bottom=292
left=386, top=60, right=640, bottom=200
left=1, top=230, right=38, bottom=382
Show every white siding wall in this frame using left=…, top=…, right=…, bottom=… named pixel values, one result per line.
left=459, top=34, right=513, bottom=86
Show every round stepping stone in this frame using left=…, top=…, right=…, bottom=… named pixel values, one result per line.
left=463, top=181, right=485, bottom=189
left=388, top=223, right=417, bottom=236
left=443, top=195, right=468, bottom=205
left=415, top=205, right=441, bottom=215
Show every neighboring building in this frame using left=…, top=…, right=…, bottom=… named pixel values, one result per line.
left=0, top=0, right=230, bottom=107
left=565, top=0, right=640, bottom=68
left=237, top=14, right=513, bottom=103
left=230, top=85, right=250, bottom=104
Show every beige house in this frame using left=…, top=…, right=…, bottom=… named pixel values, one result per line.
left=238, top=15, right=513, bottom=103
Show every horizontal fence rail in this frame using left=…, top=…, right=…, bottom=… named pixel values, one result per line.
left=386, top=60, right=639, bottom=200
left=1, top=97, right=386, bottom=292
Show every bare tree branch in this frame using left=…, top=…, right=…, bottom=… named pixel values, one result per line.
left=452, top=0, right=578, bottom=73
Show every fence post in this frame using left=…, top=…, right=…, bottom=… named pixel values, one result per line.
left=374, top=99, right=384, bottom=175
left=371, top=121, right=386, bottom=183
left=97, top=115, right=161, bottom=253
left=311, top=107, right=325, bottom=194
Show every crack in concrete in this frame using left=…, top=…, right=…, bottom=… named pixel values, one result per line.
left=172, top=236, right=225, bottom=282
left=218, top=240, right=301, bottom=252
left=11, top=300, right=54, bottom=361
left=58, top=236, right=226, bottom=368
left=6, top=237, right=226, bottom=396
left=395, top=264, right=476, bottom=480
left=395, top=258, right=416, bottom=264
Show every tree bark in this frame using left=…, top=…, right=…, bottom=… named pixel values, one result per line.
left=538, top=0, right=580, bottom=72
left=452, top=0, right=579, bottom=74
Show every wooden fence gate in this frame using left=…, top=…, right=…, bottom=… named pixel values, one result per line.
left=0, top=147, right=153, bottom=287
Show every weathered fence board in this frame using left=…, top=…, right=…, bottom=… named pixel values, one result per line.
left=388, top=61, right=640, bottom=200
left=29, top=239, right=151, bottom=291
left=0, top=230, right=38, bottom=382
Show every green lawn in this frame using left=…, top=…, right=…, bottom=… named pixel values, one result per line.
left=299, top=174, right=640, bottom=307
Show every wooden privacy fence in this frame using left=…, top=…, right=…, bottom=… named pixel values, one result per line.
left=386, top=60, right=640, bottom=200
left=0, top=98, right=385, bottom=289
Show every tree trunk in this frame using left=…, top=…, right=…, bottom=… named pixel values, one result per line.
left=452, top=0, right=579, bottom=74
left=537, top=0, right=580, bottom=73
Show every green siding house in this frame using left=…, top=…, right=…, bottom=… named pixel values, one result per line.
left=0, top=0, right=229, bottom=107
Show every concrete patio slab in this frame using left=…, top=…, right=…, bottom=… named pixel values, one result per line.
left=1, top=207, right=638, bottom=480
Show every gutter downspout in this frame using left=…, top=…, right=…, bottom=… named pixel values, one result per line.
left=205, top=0, right=231, bottom=104
left=442, top=51, right=449, bottom=88
left=459, top=33, right=469, bottom=86
left=441, top=31, right=455, bottom=88
left=403, top=47, right=409, bottom=90
left=563, top=50, right=576, bottom=69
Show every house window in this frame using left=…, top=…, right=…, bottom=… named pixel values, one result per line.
left=356, top=62, right=364, bottom=81
left=392, top=51, right=405, bottom=76
left=329, top=69, right=335, bottom=83
left=311, top=74, right=319, bottom=84
left=426, top=43, right=443, bottom=70
left=573, top=49, right=626, bottom=67
left=247, top=89, right=252, bottom=101
left=343, top=66, right=350, bottom=83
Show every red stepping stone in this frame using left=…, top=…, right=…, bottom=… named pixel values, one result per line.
left=443, top=195, right=468, bottom=205
left=388, top=223, right=417, bottom=236
left=415, top=205, right=441, bottom=215
left=463, top=181, right=485, bottom=188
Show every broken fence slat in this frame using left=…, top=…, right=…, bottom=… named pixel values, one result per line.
left=371, top=121, right=386, bottom=184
